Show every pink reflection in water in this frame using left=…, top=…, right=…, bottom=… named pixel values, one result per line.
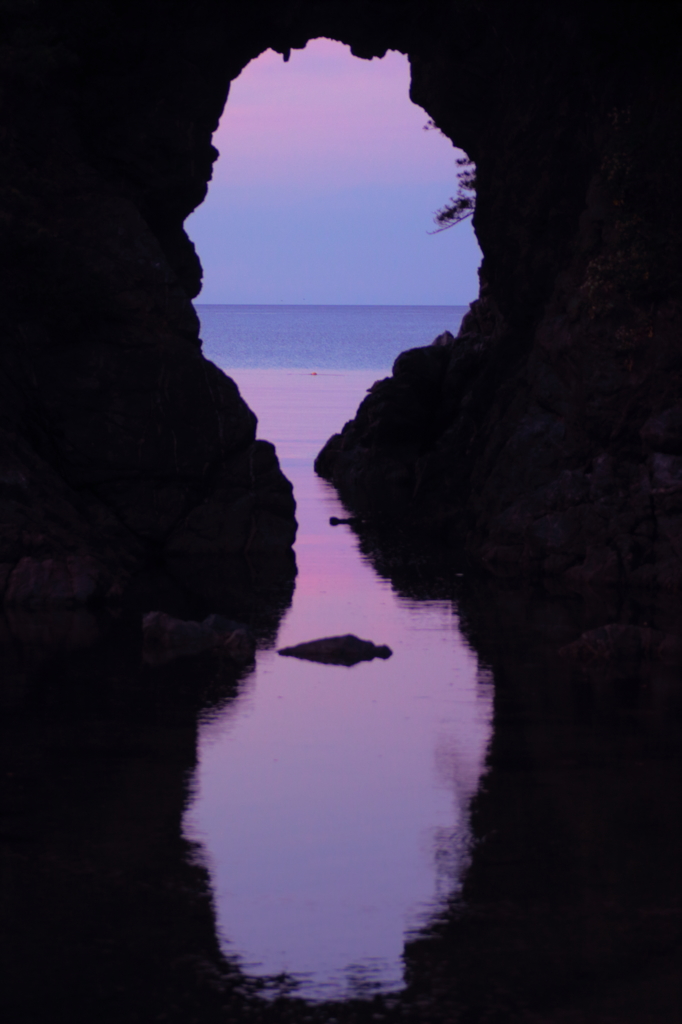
left=184, top=369, right=492, bottom=1001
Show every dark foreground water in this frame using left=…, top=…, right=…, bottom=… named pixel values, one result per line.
left=1, top=308, right=680, bottom=1023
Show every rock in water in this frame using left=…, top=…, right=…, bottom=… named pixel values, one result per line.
left=142, top=611, right=255, bottom=666
left=278, top=634, right=392, bottom=666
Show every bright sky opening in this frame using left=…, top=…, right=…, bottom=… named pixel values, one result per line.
left=187, top=38, right=482, bottom=305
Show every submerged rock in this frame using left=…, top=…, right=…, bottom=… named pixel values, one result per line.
left=142, top=611, right=255, bottom=666
left=278, top=634, right=392, bottom=666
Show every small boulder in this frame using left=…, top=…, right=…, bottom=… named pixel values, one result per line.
left=278, top=634, right=392, bottom=666
left=559, top=623, right=682, bottom=665
left=142, top=611, right=255, bottom=665
left=641, top=405, right=682, bottom=455
left=4, top=555, right=108, bottom=608
left=431, top=330, right=456, bottom=347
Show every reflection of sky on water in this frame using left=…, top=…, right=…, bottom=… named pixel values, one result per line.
left=184, top=369, right=493, bottom=1001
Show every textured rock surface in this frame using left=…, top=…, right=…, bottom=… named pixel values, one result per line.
left=0, top=0, right=299, bottom=607
left=315, top=3, right=682, bottom=590
left=1, top=0, right=680, bottom=602
left=142, top=610, right=255, bottom=665
left=559, top=622, right=682, bottom=665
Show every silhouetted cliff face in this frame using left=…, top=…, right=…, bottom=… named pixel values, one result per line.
left=317, top=3, right=682, bottom=589
left=0, top=1, right=298, bottom=608
left=1, top=1, right=680, bottom=604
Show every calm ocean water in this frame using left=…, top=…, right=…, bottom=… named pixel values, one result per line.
left=197, top=304, right=469, bottom=369
left=185, top=305, right=490, bottom=1002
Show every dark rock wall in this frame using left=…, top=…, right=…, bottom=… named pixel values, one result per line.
left=316, top=1, right=682, bottom=590
left=0, top=1, right=297, bottom=609
left=1, top=0, right=680, bottom=603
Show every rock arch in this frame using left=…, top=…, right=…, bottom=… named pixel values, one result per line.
left=0, top=0, right=679, bottom=606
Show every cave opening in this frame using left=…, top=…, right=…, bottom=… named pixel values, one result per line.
left=1, top=5, right=680, bottom=1020
left=185, top=38, right=483, bottom=508
left=178, top=41, right=491, bottom=1004
left=188, top=37, right=481, bottom=308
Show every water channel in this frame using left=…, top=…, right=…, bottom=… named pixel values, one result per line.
left=185, top=368, right=493, bottom=1000
left=2, top=330, right=679, bottom=1023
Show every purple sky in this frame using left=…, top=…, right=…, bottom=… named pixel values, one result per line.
left=187, top=39, right=481, bottom=305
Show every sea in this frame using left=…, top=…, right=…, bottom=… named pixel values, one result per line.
left=185, top=304, right=491, bottom=1002
left=197, top=303, right=469, bottom=370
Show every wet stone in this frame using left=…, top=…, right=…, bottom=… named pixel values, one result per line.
left=278, top=634, right=393, bottom=666
left=142, top=610, right=255, bottom=665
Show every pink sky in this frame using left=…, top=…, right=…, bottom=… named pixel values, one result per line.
left=211, top=40, right=461, bottom=189
left=188, top=39, right=481, bottom=304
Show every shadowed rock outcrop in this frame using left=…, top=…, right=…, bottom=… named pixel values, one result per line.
left=142, top=610, right=255, bottom=665
left=0, top=0, right=299, bottom=609
left=316, top=3, right=682, bottom=589
left=1, top=0, right=680, bottom=603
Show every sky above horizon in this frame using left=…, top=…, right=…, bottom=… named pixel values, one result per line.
left=187, top=39, right=481, bottom=305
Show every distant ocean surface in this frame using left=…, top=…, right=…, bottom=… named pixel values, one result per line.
left=196, top=304, right=469, bottom=370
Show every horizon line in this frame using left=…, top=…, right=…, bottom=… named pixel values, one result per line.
left=194, top=301, right=471, bottom=307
